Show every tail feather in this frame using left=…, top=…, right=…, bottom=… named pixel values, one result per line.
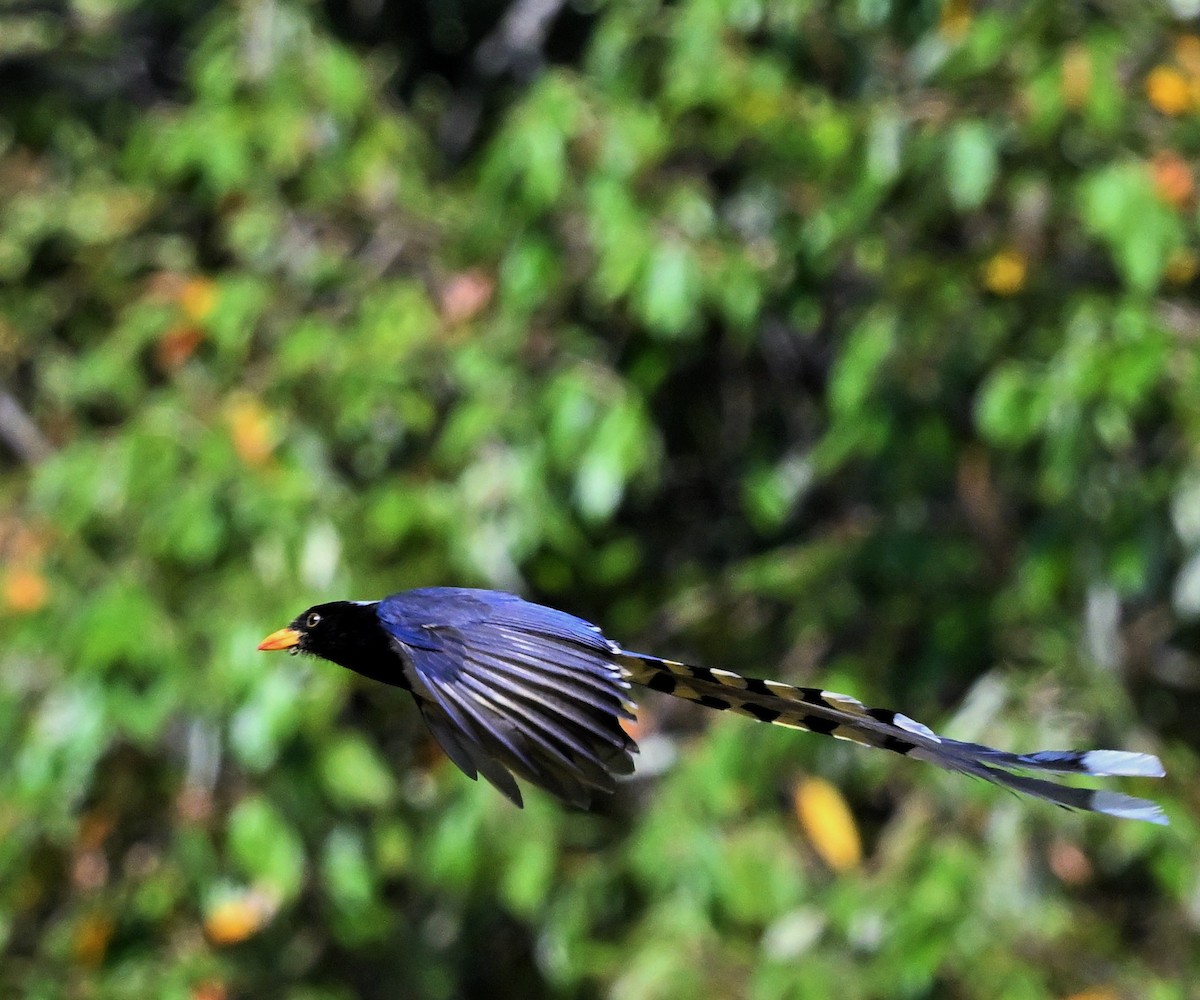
left=617, top=651, right=1166, bottom=825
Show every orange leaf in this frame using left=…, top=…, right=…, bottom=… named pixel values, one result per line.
left=156, top=324, right=205, bottom=370
left=2, top=565, right=48, bottom=613
left=793, top=777, right=862, bottom=872
left=204, top=889, right=277, bottom=945
left=1150, top=151, right=1194, bottom=208
left=192, top=981, right=229, bottom=1000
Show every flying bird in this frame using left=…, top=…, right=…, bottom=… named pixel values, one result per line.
left=258, top=587, right=1166, bottom=823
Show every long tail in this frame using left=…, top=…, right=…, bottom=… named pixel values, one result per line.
left=617, top=651, right=1167, bottom=825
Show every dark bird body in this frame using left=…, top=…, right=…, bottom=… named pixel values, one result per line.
left=258, top=587, right=1166, bottom=823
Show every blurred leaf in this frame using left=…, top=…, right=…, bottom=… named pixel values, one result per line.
left=946, top=121, right=999, bottom=210
left=827, top=308, right=896, bottom=417
left=715, top=821, right=806, bottom=924
left=319, top=734, right=398, bottom=810
left=792, top=778, right=862, bottom=873
left=501, top=822, right=557, bottom=918
left=975, top=361, right=1041, bottom=445
left=321, top=827, right=377, bottom=910
left=636, top=239, right=702, bottom=337
left=227, top=796, right=306, bottom=900
left=203, top=885, right=280, bottom=945
left=1080, top=163, right=1184, bottom=292
left=1, top=565, right=48, bottom=613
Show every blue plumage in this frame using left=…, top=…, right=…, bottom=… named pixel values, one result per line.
left=376, top=588, right=612, bottom=658
left=373, top=588, right=634, bottom=807
left=259, top=587, right=1167, bottom=821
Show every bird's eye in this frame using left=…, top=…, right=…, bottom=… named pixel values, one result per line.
left=306, top=612, right=322, bottom=629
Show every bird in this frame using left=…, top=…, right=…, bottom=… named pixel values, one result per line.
left=258, top=587, right=1167, bottom=823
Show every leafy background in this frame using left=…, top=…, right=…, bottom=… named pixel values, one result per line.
left=1, top=1, right=1198, bottom=997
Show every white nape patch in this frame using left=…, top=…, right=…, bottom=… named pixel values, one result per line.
left=1091, top=791, right=1169, bottom=826
left=1083, top=750, right=1166, bottom=778
left=350, top=600, right=378, bottom=606
left=892, top=713, right=940, bottom=742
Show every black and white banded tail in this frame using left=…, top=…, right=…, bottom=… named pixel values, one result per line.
left=617, top=651, right=1166, bottom=825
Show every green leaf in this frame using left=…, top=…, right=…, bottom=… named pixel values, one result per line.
left=827, top=309, right=896, bottom=416
left=715, top=821, right=806, bottom=925
left=574, top=397, right=651, bottom=521
left=319, top=733, right=398, bottom=810
left=1079, top=162, right=1183, bottom=293
left=945, top=121, right=999, bottom=210
left=321, top=827, right=376, bottom=909
left=227, top=796, right=306, bottom=900
left=636, top=239, right=702, bottom=337
left=975, top=361, right=1041, bottom=445
left=501, top=824, right=557, bottom=917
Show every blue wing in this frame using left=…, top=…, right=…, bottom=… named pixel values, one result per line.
left=377, top=589, right=638, bottom=807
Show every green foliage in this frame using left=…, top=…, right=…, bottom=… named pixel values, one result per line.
left=1, top=1, right=1197, bottom=998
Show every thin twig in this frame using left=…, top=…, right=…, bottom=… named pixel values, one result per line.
left=475, top=0, right=569, bottom=77
left=0, top=386, right=52, bottom=464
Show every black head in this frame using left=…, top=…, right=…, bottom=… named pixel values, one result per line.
left=257, top=601, right=388, bottom=671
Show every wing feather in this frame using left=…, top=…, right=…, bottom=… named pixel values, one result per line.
left=453, top=668, right=616, bottom=779
left=379, top=592, right=637, bottom=806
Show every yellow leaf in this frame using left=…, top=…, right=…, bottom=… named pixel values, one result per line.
left=1164, top=248, right=1198, bottom=285
left=982, top=250, right=1027, bottom=296
left=1061, top=44, right=1092, bottom=110
left=793, top=777, right=862, bottom=872
left=1146, top=66, right=1191, bottom=116
left=180, top=277, right=218, bottom=323
left=939, top=0, right=971, bottom=40
left=226, top=396, right=275, bottom=467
